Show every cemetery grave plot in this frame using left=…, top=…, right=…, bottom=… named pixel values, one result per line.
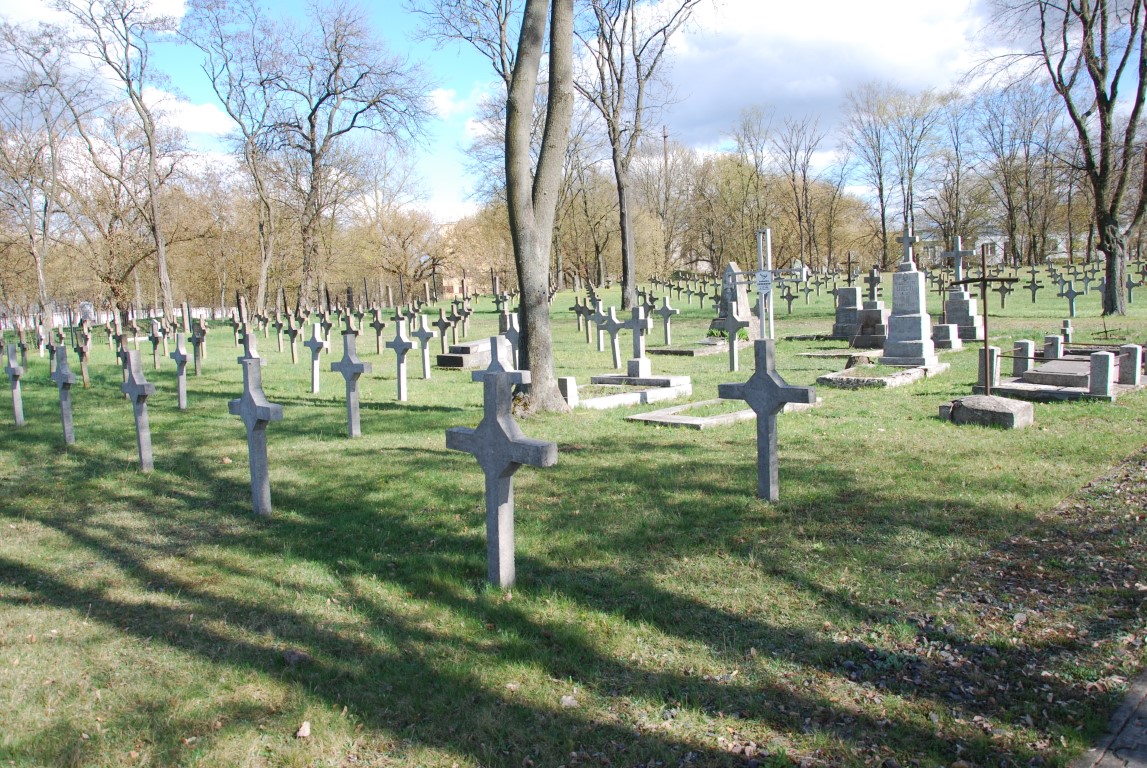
left=816, top=360, right=941, bottom=389
left=2, top=288, right=1147, bottom=768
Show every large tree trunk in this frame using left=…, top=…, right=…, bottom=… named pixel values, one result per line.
left=505, top=0, right=573, bottom=413
left=612, top=146, right=637, bottom=310
left=1098, top=213, right=1129, bottom=315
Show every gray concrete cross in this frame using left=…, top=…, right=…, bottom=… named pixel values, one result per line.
left=303, top=324, right=325, bottom=394
left=896, top=226, right=920, bottom=267
left=410, top=314, right=437, bottom=379
left=864, top=268, right=882, bottom=302
left=502, top=312, right=522, bottom=369
left=653, top=297, right=680, bottom=346
left=598, top=307, right=628, bottom=369
left=170, top=332, right=189, bottom=410
left=121, top=350, right=157, bottom=472
left=385, top=318, right=414, bottom=401
left=369, top=309, right=388, bottom=354
left=718, top=340, right=816, bottom=502
left=6, top=343, right=24, bottom=427
left=940, top=235, right=974, bottom=283
left=588, top=300, right=608, bottom=353
left=331, top=322, right=372, bottom=437
left=432, top=308, right=453, bottom=353
left=50, top=346, right=77, bottom=445
left=1060, top=281, right=1082, bottom=318
left=228, top=357, right=284, bottom=516
left=723, top=306, right=749, bottom=373
left=445, top=361, right=557, bottom=588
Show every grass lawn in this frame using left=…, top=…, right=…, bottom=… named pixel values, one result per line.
left=2, top=271, right=1147, bottom=767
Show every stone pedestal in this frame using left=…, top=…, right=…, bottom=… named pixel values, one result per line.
left=879, top=263, right=939, bottom=367
left=831, top=287, right=861, bottom=339
left=944, top=286, right=984, bottom=341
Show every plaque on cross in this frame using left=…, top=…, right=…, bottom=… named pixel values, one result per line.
left=718, top=340, right=815, bottom=502
left=445, top=363, right=558, bottom=588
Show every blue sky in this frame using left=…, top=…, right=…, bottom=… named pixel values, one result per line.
left=0, top=0, right=999, bottom=221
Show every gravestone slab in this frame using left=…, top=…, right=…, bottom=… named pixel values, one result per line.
left=940, top=395, right=1034, bottom=429
left=445, top=361, right=558, bottom=588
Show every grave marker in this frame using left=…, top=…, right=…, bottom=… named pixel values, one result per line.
left=228, top=355, right=284, bottom=516
left=170, top=333, right=189, bottom=410
left=445, top=355, right=558, bottom=588
left=303, top=324, right=325, bottom=394
left=410, top=314, right=438, bottom=379
left=331, top=317, right=373, bottom=437
left=121, top=350, right=157, bottom=472
left=385, top=314, right=414, bottom=401
left=718, top=340, right=816, bottom=502
left=653, top=297, right=680, bottom=346
left=6, top=343, right=25, bottom=427
left=50, top=346, right=77, bottom=445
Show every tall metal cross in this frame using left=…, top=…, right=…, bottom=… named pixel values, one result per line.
left=949, top=249, right=1018, bottom=396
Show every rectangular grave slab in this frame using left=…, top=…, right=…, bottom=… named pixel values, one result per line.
left=436, top=338, right=493, bottom=369
left=1021, top=358, right=1091, bottom=388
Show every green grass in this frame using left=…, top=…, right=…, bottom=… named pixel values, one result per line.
left=1, top=272, right=1147, bottom=767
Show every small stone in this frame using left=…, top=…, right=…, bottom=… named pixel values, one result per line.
left=560, top=695, right=578, bottom=709
left=882, top=760, right=901, bottom=768
left=505, top=682, right=519, bottom=692
left=221, top=456, right=233, bottom=465
left=295, top=721, right=310, bottom=739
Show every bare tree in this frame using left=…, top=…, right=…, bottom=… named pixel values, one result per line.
left=0, top=22, right=69, bottom=311
left=574, top=0, right=701, bottom=309
left=263, top=0, right=428, bottom=309
left=990, top=0, right=1146, bottom=313
left=412, top=0, right=574, bottom=412
left=888, top=86, right=944, bottom=237
left=771, top=116, right=824, bottom=268
left=54, top=0, right=180, bottom=320
left=843, top=83, right=895, bottom=268
left=183, top=0, right=287, bottom=313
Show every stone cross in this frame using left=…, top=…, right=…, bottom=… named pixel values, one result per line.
left=149, top=318, right=164, bottom=370
left=623, top=306, right=653, bottom=377
left=864, top=268, right=882, bottom=303
left=121, top=350, right=157, bottom=472
left=897, top=226, right=920, bottom=267
left=410, top=314, right=438, bottom=379
left=74, top=321, right=92, bottom=388
left=782, top=287, right=798, bottom=313
left=228, top=356, right=284, bottom=516
left=653, top=297, right=680, bottom=346
left=369, top=309, right=388, bottom=354
left=598, top=307, right=628, bottom=369
left=445, top=355, right=558, bottom=588
left=941, top=236, right=974, bottom=283
left=723, top=304, right=750, bottom=373
left=588, top=300, right=608, bottom=353
left=432, top=308, right=453, bottom=353
left=6, top=343, right=25, bottom=427
left=170, top=332, right=189, bottom=410
left=1061, top=282, right=1082, bottom=318
left=446, top=305, right=464, bottom=346
left=993, top=280, right=1014, bottom=309
left=385, top=317, right=414, bottom=401
left=191, top=318, right=208, bottom=374
left=331, top=318, right=373, bottom=437
left=51, top=346, right=77, bottom=445
left=718, top=340, right=816, bottom=502
left=569, top=297, right=586, bottom=331
left=303, top=324, right=325, bottom=393
left=1024, top=276, right=1044, bottom=303
left=502, top=312, right=522, bottom=369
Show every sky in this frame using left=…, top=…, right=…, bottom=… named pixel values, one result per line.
left=0, top=0, right=1001, bottom=223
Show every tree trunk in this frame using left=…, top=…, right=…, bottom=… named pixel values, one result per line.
left=613, top=147, right=637, bottom=310
left=1098, top=213, right=1129, bottom=315
left=504, top=0, right=573, bottom=413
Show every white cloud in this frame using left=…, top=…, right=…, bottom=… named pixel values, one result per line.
left=661, top=0, right=997, bottom=145
left=141, top=87, right=232, bottom=137
left=430, top=88, right=467, bottom=119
